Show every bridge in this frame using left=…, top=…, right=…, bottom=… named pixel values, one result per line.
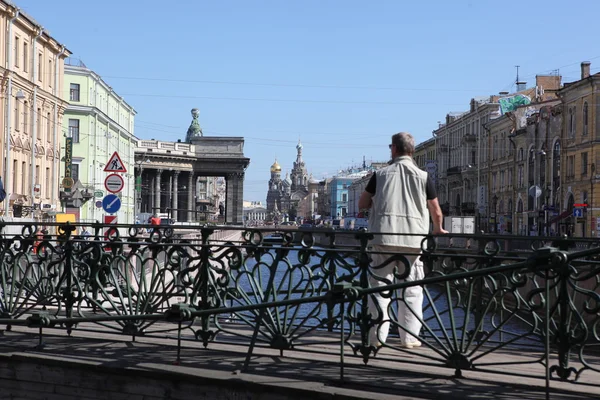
left=0, top=222, right=599, bottom=399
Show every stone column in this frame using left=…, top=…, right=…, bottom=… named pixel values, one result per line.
left=155, top=169, right=162, bottom=214
left=187, top=172, right=194, bottom=223
left=149, top=173, right=155, bottom=215
left=173, top=170, right=180, bottom=221
left=225, top=172, right=244, bottom=225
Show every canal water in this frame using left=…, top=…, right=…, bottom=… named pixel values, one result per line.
left=230, top=246, right=539, bottom=349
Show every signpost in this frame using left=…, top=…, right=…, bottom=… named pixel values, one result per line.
left=104, top=152, right=127, bottom=173
left=64, top=137, right=73, bottom=193
left=102, top=194, right=121, bottom=214
left=104, top=174, right=124, bottom=194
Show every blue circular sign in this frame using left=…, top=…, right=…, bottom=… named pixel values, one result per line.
left=102, top=194, right=121, bottom=214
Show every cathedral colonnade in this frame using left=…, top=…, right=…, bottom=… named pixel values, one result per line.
left=134, top=109, right=249, bottom=225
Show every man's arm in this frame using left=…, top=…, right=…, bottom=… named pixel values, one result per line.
left=358, top=191, right=373, bottom=210
left=427, top=198, right=448, bottom=234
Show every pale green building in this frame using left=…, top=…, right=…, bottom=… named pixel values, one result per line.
left=61, top=58, right=137, bottom=223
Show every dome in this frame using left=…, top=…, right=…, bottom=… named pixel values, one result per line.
left=270, top=159, right=281, bottom=173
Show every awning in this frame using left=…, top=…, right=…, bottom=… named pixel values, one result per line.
left=549, top=209, right=571, bottom=224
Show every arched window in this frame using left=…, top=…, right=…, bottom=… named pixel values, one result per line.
left=569, top=107, right=576, bottom=138
left=528, top=148, right=535, bottom=186
left=583, top=102, right=589, bottom=136
left=539, top=147, right=546, bottom=187
left=567, top=193, right=574, bottom=211
left=518, top=147, right=524, bottom=161
left=508, top=199, right=513, bottom=213
left=517, top=199, right=523, bottom=213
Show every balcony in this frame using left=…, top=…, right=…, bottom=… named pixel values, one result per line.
left=447, top=166, right=461, bottom=176
left=464, top=133, right=477, bottom=143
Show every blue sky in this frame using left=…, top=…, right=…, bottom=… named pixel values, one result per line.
left=17, top=0, right=600, bottom=202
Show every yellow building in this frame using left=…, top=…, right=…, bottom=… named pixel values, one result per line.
left=0, top=2, right=71, bottom=218
left=557, top=62, right=600, bottom=237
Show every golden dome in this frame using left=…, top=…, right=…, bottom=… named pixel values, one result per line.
left=270, top=159, right=281, bottom=173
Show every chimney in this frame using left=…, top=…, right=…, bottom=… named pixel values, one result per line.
left=516, top=82, right=526, bottom=91
left=581, top=61, right=591, bottom=79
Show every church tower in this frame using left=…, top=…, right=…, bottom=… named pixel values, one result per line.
left=290, top=140, right=308, bottom=193
left=266, top=159, right=282, bottom=212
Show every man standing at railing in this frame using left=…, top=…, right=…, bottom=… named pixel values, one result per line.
left=359, top=132, right=447, bottom=349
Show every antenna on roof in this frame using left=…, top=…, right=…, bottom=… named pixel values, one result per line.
left=515, top=65, right=527, bottom=91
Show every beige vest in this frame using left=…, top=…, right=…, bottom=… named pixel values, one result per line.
left=369, top=156, right=430, bottom=248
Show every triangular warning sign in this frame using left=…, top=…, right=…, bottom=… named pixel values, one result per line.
left=104, top=152, right=127, bottom=173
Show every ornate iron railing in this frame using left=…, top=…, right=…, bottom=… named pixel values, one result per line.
left=0, top=221, right=598, bottom=397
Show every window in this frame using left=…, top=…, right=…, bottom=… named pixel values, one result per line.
left=47, top=112, right=51, bottom=141
left=21, top=161, right=26, bottom=194
left=12, top=160, right=17, bottom=193
left=71, top=164, right=79, bottom=182
left=37, top=53, right=42, bottom=81
left=70, top=83, right=80, bottom=102
left=45, top=168, right=50, bottom=197
left=23, top=101, right=28, bottom=133
left=528, top=149, right=535, bottom=185
left=35, top=165, right=40, bottom=185
left=583, top=102, right=589, bottom=136
left=48, top=60, right=53, bottom=87
left=68, top=119, right=80, bottom=143
left=567, top=155, right=575, bottom=178
left=342, top=193, right=347, bottom=202
left=508, top=170, right=513, bottom=187
left=569, top=107, right=576, bottom=138
left=582, top=152, right=588, bottom=176
left=518, top=166, right=523, bottom=188
left=500, top=171, right=505, bottom=190
left=37, top=108, right=41, bottom=135
left=23, top=42, right=27, bottom=72
left=14, top=102, right=19, bottom=131
left=14, top=36, right=19, bottom=67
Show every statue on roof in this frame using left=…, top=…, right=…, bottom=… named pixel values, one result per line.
left=185, top=108, right=203, bottom=143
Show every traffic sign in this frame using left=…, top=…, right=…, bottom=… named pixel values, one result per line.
left=104, top=174, right=125, bottom=193
left=95, top=200, right=102, bottom=208
left=573, top=208, right=583, bottom=218
left=104, top=152, right=127, bottom=173
left=102, top=194, right=121, bottom=214
left=94, top=191, right=104, bottom=198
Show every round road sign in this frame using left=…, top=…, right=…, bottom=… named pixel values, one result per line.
left=104, top=174, right=124, bottom=193
left=95, top=200, right=102, bottom=208
left=62, top=177, right=74, bottom=189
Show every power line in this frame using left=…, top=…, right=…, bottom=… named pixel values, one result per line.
left=102, top=75, right=491, bottom=93
left=121, top=93, right=464, bottom=106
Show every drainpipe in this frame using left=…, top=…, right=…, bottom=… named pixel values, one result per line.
left=31, top=26, right=44, bottom=205
left=53, top=45, right=66, bottom=208
left=4, top=8, right=20, bottom=215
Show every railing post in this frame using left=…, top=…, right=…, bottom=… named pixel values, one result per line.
left=355, top=229, right=374, bottom=363
left=61, top=222, right=76, bottom=335
left=196, top=227, right=215, bottom=347
left=325, top=230, right=337, bottom=332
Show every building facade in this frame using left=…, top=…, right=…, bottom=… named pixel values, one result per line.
left=0, top=2, right=71, bottom=218
left=61, top=58, right=137, bottom=223
left=556, top=62, right=600, bottom=237
left=433, top=75, right=562, bottom=232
